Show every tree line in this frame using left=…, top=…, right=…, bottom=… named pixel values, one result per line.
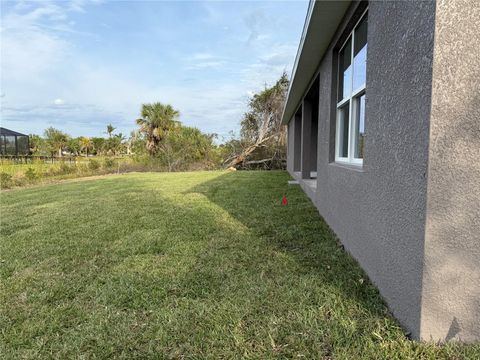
left=27, top=73, right=289, bottom=171
left=30, top=124, right=127, bottom=157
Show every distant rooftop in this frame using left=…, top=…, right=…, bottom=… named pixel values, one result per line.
left=0, top=127, right=28, bottom=137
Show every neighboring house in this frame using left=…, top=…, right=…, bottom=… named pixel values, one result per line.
left=283, top=0, right=479, bottom=342
left=0, top=127, right=30, bottom=155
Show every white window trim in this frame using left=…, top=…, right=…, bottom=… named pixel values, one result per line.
left=335, top=9, right=368, bottom=166
left=335, top=102, right=349, bottom=163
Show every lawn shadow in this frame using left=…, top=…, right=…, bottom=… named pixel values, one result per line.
left=4, top=172, right=477, bottom=358
left=185, top=171, right=396, bottom=322
left=2, top=173, right=270, bottom=356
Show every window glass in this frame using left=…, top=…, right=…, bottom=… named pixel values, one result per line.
left=353, top=15, right=368, bottom=91
left=335, top=10, right=367, bottom=165
left=338, top=38, right=352, bottom=101
left=354, top=94, right=366, bottom=159
left=339, top=103, right=350, bottom=158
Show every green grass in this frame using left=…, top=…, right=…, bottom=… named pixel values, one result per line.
left=0, top=171, right=478, bottom=359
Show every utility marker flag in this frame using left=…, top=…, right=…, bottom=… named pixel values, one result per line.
left=282, top=195, right=288, bottom=205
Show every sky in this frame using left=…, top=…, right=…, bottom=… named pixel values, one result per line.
left=0, top=0, right=308, bottom=141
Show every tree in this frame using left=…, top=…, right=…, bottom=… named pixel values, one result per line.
left=44, top=127, right=69, bottom=157
left=29, top=134, right=46, bottom=155
left=91, top=137, right=105, bottom=155
left=106, top=124, right=116, bottom=138
left=136, top=102, right=180, bottom=155
left=104, top=133, right=125, bottom=155
left=159, top=126, right=216, bottom=171
left=79, top=137, right=93, bottom=156
left=66, top=137, right=81, bottom=155
left=226, top=72, right=289, bottom=169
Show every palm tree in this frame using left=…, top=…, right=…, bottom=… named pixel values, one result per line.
left=106, top=124, right=116, bottom=138
left=79, top=137, right=93, bottom=157
left=136, top=102, right=180, bottom=155
left=105, top=133, right=125, bottom=155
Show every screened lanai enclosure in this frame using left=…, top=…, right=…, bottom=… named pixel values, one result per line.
left=0, top=127, right=30, bottom=155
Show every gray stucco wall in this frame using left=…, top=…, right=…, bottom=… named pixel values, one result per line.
left=285, top=0, right=480, bottom=341
left=288, top=0, right=437, bottom=339
left=288, top=114, right=303, bottom=174
left=421, top=0, right=480, bottom=342
left=287, top=119, right=295, bottom=173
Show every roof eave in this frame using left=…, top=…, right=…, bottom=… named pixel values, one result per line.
left=0, top=127, right=29, bottom=137
left=281, top=0, right=351, bottom=125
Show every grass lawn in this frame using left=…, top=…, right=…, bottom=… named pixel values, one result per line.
left=1, top=171, right=479, bottom=359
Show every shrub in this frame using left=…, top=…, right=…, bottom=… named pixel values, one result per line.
left=44, top=162, right=74, bottom=177
left=0, top=172, right=13, bottom=189
left=25, top=167, right=38, bottom=182
left=88, top=159, right=100, bottom=171
left=46, top=167, right=58, bottom=177
left=76, top=163, right=89, bottom=174
left=60, top=162, right=74, bottom=175
left=13, top=174, right=27, bottom=187
left=103, top=158, right=116, bottom=169
left=49, top=163, right=71, bottom=176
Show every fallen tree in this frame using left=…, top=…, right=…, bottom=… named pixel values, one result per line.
left=225, top=135, right=274, bottom=168
left=225, top=73, right=289, bottom=169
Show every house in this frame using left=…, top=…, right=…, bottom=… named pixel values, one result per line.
left=283, top=0, right=479, bottom=342
left=0, top=127, right=30, bottom=155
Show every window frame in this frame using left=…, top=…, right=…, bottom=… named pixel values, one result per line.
left=335, top=8, right=368, bottom=166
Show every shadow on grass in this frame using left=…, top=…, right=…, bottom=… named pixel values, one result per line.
left=186, top=171, right=391, bottom=315
left=2, top=171, right=414, bottom=358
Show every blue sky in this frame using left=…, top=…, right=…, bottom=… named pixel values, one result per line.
left=1, top=0, right=308, bottom=141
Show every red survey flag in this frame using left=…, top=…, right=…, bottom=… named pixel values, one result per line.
left=281, top=195, right=288, bottom=205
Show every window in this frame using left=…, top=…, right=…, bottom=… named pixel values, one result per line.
left=336, top=10, right=367, bottom=165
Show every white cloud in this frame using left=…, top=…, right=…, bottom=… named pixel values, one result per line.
left=186, top=61, right=225, bottom=70
left=1, top=1, right=303, bottom=139
left=191, top=52, right=215, bottom=61
left=1, top=24, right=70, bottom=83
left=0, top=2, right=76, bottom=90
left=186, top=53, right=226, bottom=70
